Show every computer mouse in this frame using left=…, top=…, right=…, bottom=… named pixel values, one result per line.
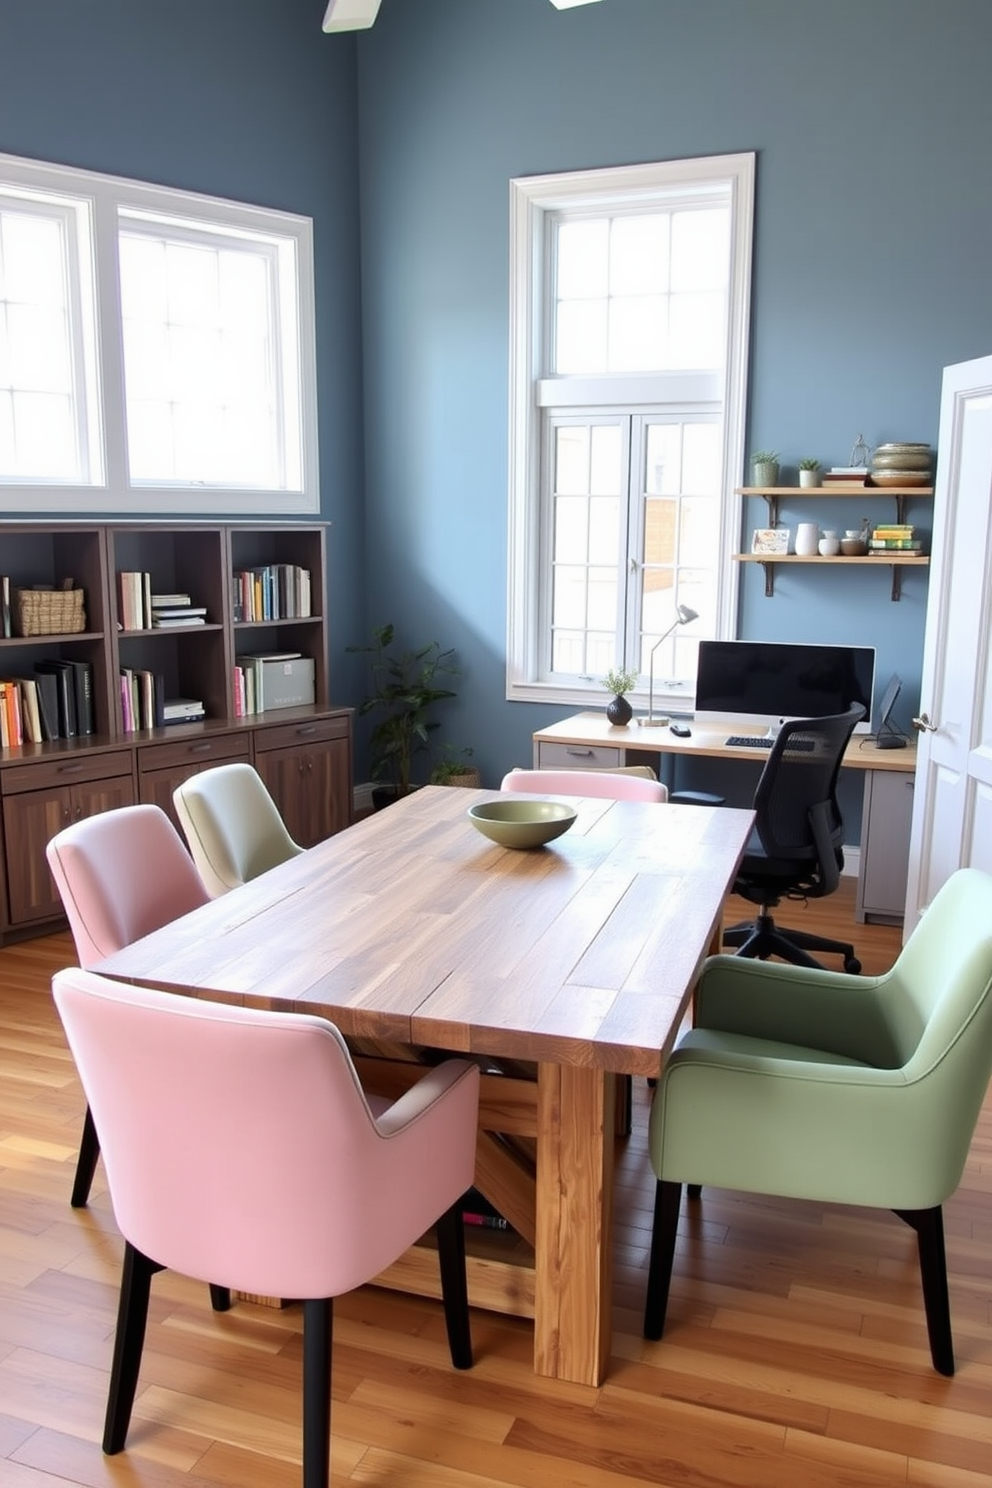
left=669, top=723, right=692, bottom=737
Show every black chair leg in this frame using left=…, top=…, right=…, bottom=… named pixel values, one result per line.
left=895, top=1206, right=955, bottom=1375
left=436, top=1200, right=473, bottom=1369
left=303, top=1298, right=333, bottom=1488
left=104, top=1243, right=162, bottom=1453
left=70, top=1103, right=101, bottom=1208
left=643, top=1179, right=683, bottom=1341
left=209, top=1284, right=232, bottom=1312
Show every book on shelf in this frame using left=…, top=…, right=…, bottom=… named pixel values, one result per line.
left=1, top=576, right=10, bottom=639
left=63, top=658, right=94, bottom=735
left=32, top=668, right=60, bottom=740
left=150, top=593, right=191, bottom=608
left=162, top=696, right=205, bottom=723
left=459, top=1187, right=511, bottom=1233
left=0, top=680, right=21, bottom=747
left=232, top=564, right=312, bottom=623
left=151, top=605, right=207, bottom=620
left=869, top=540, right=923, bottom=552
left=14, top=678, right=43, bottom=744
left=34, top=659, right=77, bottom=737
left=152, top=615, right=207, bottom=627
left=118, top=570, right=151, bottom=630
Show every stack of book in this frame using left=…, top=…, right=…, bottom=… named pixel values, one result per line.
left=120, top=668, right=163, bottom=732
left=232, top=565, right=312, bottom=623
left=869, top=524, right=923, bottom=553
left=0, top=662, right=94, bottom=744
left=118, top=571, right=152, bottom=629
left=821, top=467, right=871, bottom=489
left=151, top=593, right=208, bottom=627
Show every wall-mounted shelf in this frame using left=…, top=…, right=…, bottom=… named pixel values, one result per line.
left=736, top=485, right=933, bottom=599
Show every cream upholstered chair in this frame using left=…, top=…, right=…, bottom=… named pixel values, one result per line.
left=173, top=761, right=303, bottom=897
left=500, top=767, right=669, bottom=801
left=644, top=867, right=992, bottom=1375
left=52, top=967, right=480, bottom=1485
left=46, top=804, right=212, bottom=1210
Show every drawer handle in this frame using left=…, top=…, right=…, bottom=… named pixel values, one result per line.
left=297, top=725, right=317, bottom=738
left=189, top=743, right=214, bottom=754
left=58, top=763, right=85, bottom=775
left=565, top=748, right=595, bottom=758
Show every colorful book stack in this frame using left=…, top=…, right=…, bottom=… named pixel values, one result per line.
left=869, top=524, right=923, bottom=553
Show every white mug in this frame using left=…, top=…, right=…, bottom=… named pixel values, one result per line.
left=818, top=534, right=840, bottom=556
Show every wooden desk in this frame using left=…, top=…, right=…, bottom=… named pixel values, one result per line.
left=534, top=712, right=918, bottom=923
left=96, top=784, right=753, bottom=1388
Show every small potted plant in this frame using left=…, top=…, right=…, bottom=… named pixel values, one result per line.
left=751, top=449, right=780, bottom=486
left=349, top=623, right=459, bottom=809
left=429, top=745, right=482, bottom=789
left=601, top=665, right=639, bottom=727
left=798, top=457, right=821, bottom=488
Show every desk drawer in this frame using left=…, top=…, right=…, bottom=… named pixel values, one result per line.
left=536, top=742, right=623, bottom=770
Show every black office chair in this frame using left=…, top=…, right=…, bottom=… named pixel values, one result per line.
left=722, top=704, right=865, bottom=974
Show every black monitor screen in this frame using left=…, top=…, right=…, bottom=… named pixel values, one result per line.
left=693, top=640, right=875, bottom=733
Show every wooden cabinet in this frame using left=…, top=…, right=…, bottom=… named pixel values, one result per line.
left=856, top=769, right=915, bottom=925
left=253, top=714, right=353, bottom=847
left=137, top=729, right=252, bottom=833
left=735, top=486, right=933, bottom=599
left=1, top=750, right=135, bottom=925
left=0, top=521, right=352, bottom=941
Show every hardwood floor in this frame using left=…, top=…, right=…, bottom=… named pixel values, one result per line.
left=3, top=885, right=991, bottom=1487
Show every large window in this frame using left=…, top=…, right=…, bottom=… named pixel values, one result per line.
left=507, top=154, right=754, bottom=707
left=0, top=153, right=318, bottom=514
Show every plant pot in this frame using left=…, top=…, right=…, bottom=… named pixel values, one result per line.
left=752, top=461, right=779, bottom=487
left=606, top=694, right=633, bottom=726
left=798, top=468, right=819, bottom=488
left=437, top=768, right=483, bottom=789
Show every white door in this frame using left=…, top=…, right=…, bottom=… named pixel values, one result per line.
left=903, top=353, right=992, bottom=934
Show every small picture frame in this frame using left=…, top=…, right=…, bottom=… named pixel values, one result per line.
left=751, top=527, right=790, bottom=555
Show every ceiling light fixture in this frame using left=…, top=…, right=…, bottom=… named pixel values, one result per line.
left=322, top=0, right=382, bottom=33
left=323, top=0, right=602, bottom=31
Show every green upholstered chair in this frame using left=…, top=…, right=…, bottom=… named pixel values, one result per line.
left=643, top=867, right=992, bottom=1375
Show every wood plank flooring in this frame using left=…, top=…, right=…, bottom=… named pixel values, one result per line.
left=3, top=886, right=992, bottom=1487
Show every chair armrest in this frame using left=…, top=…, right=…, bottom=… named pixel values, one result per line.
left=694, top=955, right=901, bottom=1067
left=374, top=1058, right=480, bottom=1137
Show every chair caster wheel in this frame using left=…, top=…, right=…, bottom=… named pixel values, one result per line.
left=844, top=957, right=862, bottom=975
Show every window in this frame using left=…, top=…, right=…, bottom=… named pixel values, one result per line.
left=0, top=153, right=317, bottom=514
left=507, top=154, right=754, bottom=707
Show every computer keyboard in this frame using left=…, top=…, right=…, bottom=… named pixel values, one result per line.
left=726, top=734, right=815, bottom=752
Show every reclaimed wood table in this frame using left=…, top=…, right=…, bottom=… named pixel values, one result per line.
left=96, top=784, right=753, bottom=1386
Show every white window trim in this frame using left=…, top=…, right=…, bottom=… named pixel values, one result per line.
left=0, top=152, right=319, bottom=516
left=506, top=153, right=754, bottom=707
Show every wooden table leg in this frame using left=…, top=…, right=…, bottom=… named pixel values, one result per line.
left=534, top=1062, right=614, bottom=1386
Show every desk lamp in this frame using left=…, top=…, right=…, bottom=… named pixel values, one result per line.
left=638, top=604, right=698, bottom=727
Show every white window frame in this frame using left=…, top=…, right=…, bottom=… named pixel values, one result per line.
left=0, top=152, right=319, bottom=515
left=506, top=153, right=754, bottom=708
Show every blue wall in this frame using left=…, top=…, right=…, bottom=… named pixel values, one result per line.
left=351, top=0, right=992, bottom=814
left=0, top=0, right=366, bottom=685
left=3, top=0, right=992, bottom=825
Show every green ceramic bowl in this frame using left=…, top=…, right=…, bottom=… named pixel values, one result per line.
left=467, top=798, right=577, bottom=849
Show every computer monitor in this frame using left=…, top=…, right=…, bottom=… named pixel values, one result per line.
left=693, top=640, right=876, bottom=735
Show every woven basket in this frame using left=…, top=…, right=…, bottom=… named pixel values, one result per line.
left=15, top=587, right=87, bottom=637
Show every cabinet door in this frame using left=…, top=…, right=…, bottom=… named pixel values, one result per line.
left=856, top=770, right=915, bottom=924
left=136, top=733, right=251, bottom=833
left=4, top=774, right=135, bottom=925
left=255, top=738, right=351, bottom=848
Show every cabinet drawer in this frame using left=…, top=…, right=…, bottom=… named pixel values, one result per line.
left=137, top=732, right=249, bottom=775
left=2, top=749, right=134, bottom=796
left=252, top=714, right=350, bottom=754
left=536, top=742, right=624, bottom=770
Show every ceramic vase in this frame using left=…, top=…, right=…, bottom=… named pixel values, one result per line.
left=795, top=521, right=819, bottom=556
left=606, top=694, right=633, bottom=726
left=798, top=468, right=819, bottom=488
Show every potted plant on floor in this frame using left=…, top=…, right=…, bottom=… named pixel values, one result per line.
left=350, top=623, right=459, bottom=809
left=429, top=745, right=482, bottom=789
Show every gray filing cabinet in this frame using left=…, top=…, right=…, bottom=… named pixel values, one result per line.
left=856, top=769, right=915, bottom=925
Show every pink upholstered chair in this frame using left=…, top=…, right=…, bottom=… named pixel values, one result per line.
left=500, top=767, right=669, bottom=802
left=46, top=804, right=211, bottom=1209
left=52, top=967, right=481, bottom=1486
